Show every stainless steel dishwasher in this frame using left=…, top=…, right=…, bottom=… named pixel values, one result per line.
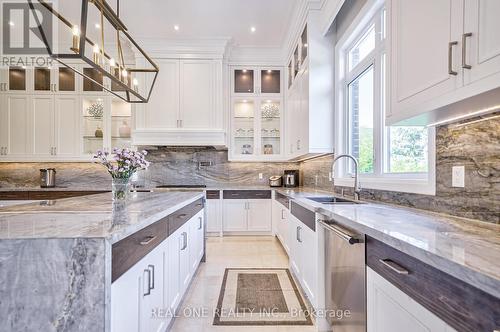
left=320, top=219, right=366, bottom=332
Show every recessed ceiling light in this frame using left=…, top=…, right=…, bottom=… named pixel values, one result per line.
left=242, top=69, right=247, bottom=73
left=8, top=21, right=14, bottom=26
left=174, top=25, right=180, bottom=31
left=267, top=70, right=272, bottom=73
left=250, top=26, right=256, bottom=33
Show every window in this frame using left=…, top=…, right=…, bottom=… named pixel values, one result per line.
left=335, top=0, right=435, bottom=195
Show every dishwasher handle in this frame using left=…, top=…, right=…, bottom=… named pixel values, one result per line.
left=319, top=220, right=360, bottom=245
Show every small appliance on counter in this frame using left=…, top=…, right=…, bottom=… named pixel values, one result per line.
left=269, top=175, right=283, bottom=187
left=284, top=169, right=299, bottom=188
left=40, top=168, right=56, bottom=188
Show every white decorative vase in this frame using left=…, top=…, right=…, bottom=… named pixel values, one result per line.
left=119, top=120, right=131, bottom=138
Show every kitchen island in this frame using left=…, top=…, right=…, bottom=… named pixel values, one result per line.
left=0, top=191, right=205, bottom=332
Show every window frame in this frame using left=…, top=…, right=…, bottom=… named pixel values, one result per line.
left=334, top=0, right=436, bottom=195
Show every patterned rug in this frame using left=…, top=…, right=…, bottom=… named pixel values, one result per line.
left=213, top=268, right=313, bottom=326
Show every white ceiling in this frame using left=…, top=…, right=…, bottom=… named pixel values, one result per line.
left=118, top=0, right=299, bottom=48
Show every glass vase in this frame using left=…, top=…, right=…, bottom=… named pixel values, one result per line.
left=112, top=177, right=130, bottom=201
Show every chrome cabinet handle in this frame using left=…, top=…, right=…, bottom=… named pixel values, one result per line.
left=148, top=264, right=155, bottom=290
left=318, top=220, right=360, bottom=245
left=448, top=41, right=458, bottom=75
left=140, top=235, right=157, bottom=245
left=379, top=259, right=409, bottom=275
left=198, top=216, right=203, bottom=230
left=181, top=232, right=188, bottom=250
left=281, top=209, right=285, bottom=219
left=177, top=213, right=188, bottom=219
left=143, top=269, right=151, bottom=296
left=296, top=226, right=302, bottom=243
left=462, top=33, right=472, bottom=69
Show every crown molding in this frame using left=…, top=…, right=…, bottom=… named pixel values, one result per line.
left=136, top=37, right=231, bottom=59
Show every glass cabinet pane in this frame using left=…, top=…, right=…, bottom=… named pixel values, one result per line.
left=261, top=70, right=280, bottom=94
left=58, top=68, right=75, bottom=91
left=233, top=100, right=255, bottom=155
left=111, top=99, right=132, bottom=149
left=9, top=68, right=26, bottom=90
left=34, top=68, right=51, bottom=91
left=288, top=61, right=293, bottom=88
left=301, top=25, right=308, bottom=64
left=260, top=100, right=281, bottom=155
left=234, top=69, right=254, bottom=93
left=83, top=68, right=103, bottom=92
left=293, top=47, right=299, bottom=77
left=82, top=98, right=104, bottom=154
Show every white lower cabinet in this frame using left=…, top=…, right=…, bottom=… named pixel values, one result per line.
left=111, top=242, right=166, bottom=332
left=222, top=199, right=272, bottom=233
left=367, top=267, right=456, bottom=332
left=206, top=197, right=222, bottom=235
left=112, top=208, right=205, bottom=332
left=272, top=200, right=289, bottom=254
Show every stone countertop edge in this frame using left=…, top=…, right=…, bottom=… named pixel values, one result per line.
left=278, top=189, right=500, bottom=299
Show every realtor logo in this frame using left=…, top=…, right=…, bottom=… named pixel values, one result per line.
left=2, top=1, right=53, bottom=55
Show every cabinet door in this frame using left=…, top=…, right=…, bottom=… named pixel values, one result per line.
left=189, top=212, right=204, bottom=272
left=179, top=223, right=191, bottom=295
left=7, top=67, right=27, bottom=92
left=206, top=199, right=222, bottom=234
left=280, top=207, right=290, bottom=254
left=298, top=68, right=309, bottom=153
left=167, top=231, right=181, bottom=313
left=288, top=216, right=301, bottom=277
left=272, top=200, right=281, bottom=237
left=389, top=0, right=463, bottom=117
left=233, top=68, right=255, bottom=95
left=54, top=96, right=79, bottom=157
left=367, top=267, right=456, bottom=332
left=31, top=95, right=55, bottom=157
left=222, top=200, right=248, bottom=231
left=247, top=199, right=272, bottom=231
left=259, top=99, right=282, bottom=156
left=180, top=60, right=214, bottom=128
left=463, top=0, right=500, bottom=84
left=111, top=261, right=141, bottom=332
left=140, top=247, right=166, bottom=332
left=286, top=81, right=299, bottom=157
left=145, top=59, right=179, bottom=129
left=260, top=69, right=281, bottom=95
left=1, top=95, right=30, bottom=156
left=232, top=98, right=257, bottom=157
left=300, top=225, right=317, bottom=306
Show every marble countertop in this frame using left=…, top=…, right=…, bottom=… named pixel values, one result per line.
left=0, top=191, right=204, bottom=243
left=276, top=188, right=500, bottom=299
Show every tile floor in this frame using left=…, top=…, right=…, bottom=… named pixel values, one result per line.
left=170, top=236, right=318, bottom=332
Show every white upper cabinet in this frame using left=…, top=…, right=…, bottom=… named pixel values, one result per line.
left=144, top=59, right=179, bottom=129
left=31, top=96, right=55, bottom=157
left=463, top=0, right=500, bottom=84
left=0, top=95, right=30, bottom=158
left=134, top=58, right=225, bottom=146
left=54, top=96, right=80, bottom=158
left=388, top=0, right=500, bottom=125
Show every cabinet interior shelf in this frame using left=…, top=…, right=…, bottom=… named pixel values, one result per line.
left=83, top=136, right=104, bottom=140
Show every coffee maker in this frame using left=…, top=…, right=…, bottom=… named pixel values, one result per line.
left=283, top=170, right=299, bottom=188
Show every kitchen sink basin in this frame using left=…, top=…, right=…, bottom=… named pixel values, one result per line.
left=306, top=196, right=363, bottom=204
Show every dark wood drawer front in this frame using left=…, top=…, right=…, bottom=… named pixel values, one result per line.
left=275, top=192, right=290, bottom=209
left=366, top=236, right=500, bottom=332
left=112, top=217, right=168, bottom=282
left=206, top=190, right=220, bottom=199
left=290, top=201, right=315, bottom=231
left=28, top=191, right=107, bottom=200
left=0, top=192, right=29, bottom=200
left=223, top=190, right=272, bottom=199
left=168, top=198, right=204, bottom=236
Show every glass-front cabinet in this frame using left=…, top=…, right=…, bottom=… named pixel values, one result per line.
left=81, top=96, right=132, bottom=156
left=232, top=67, right=282, bottom=97
left=230, top=98, right=283, bottom=160
left=288, top=24, right=308, bottom=91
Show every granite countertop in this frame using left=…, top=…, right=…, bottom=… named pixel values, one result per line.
left=276, top=188, right=500, bottom=299
left=0, top=191, right=204, bottom=243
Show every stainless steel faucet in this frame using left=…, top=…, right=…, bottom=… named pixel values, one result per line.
left=332, top=154, right=361, bottom=200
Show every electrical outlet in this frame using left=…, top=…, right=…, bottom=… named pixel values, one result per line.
left=258, top=173, right=263, bottom=180
left=452, top=166, right=465, bottom=188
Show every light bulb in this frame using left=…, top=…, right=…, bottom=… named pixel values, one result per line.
left=250, top=26, right=256, bottom=33
left=109, top=58, right=116, bottom=67
left=174, top=25, right=180, bottom=31
left=93, top=44, right=99, bottom=53
left=122, top=70, right=128, bottom=78
left=133, top=78, right=138, bottom=86
left=267, top=70, right=272, bottom=73
left=72, top=25, right=80, bottom=36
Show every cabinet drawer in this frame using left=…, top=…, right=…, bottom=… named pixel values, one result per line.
left=290, top=201, right=315, bottom=231
left=366, top=236, right=500, bottom=332
left=28, top=191, right=107, bottom=200
left=275, top=192, right=290, bottom=209
left=168, top=198, right=204, bottom=236
left=223, top=190, right=271, bottom=199
left=0, top=191, right=29, bottom=200
left=112, top=217, right=168, bottom=282
left=206, top=190, right=220, bottom=199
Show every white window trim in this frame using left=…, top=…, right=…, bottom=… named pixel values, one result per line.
left=334, top=0, right=436, bottom=196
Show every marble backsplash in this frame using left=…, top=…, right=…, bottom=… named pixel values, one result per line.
left=300, top=117, right=500, bottom=223
left=0, top=148, right=299, bottom=189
